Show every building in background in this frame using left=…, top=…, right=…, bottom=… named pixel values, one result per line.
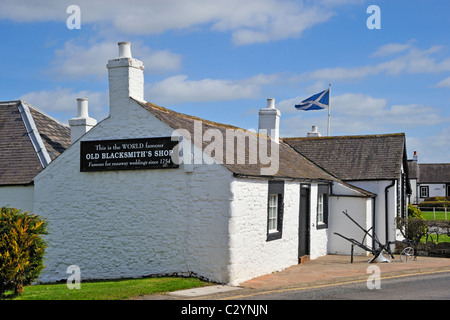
left=408, top=151, right=450, bottom=204
left=0, top=100, right=70, bottom=212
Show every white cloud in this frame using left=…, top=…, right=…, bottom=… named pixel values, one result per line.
left=332, top=93, right=387, bottom=116
left=296, top=43, right=450, bottom=82
left=434, top=76, right=450, bottom=88
left=20, top=87, right=108, bottom=123
left=406, top=127, right=450, bottom=163
left=332, top=94, right=448, bottom=129
left=370, top=40, right=416, bottom=58
left=50, top=40, right=181, bottom=80
left=279, top=92, right=449, bottom=137
left=146, top=74, right=266, bottom=104
left=0, top=0, right=339, bottom=45
left=221, top=2, right=334, bottom=45
left=0, top=0, right=68, bottom=22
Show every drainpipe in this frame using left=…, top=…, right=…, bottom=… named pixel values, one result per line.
left=385, top=180, right=396, bottom=244
left=372, top=195, right=376, bottom=249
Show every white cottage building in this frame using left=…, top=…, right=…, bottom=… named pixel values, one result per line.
left=33, top=42, right=375, bottom=285
left=408, top=152, right=450, bottom=204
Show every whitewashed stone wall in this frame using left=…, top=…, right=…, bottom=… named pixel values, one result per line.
left=34, top=100, right=234, bottom=284
left=228, top=178, right=300, bottom=285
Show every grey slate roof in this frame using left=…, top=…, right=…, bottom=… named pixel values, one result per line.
left=416, top=163, right=450, bottom=184
left=136, top=100, right=338, bottom=182
left=283, top=133, right=407, bottom=181
left=0, top=100, right=70, bottom=186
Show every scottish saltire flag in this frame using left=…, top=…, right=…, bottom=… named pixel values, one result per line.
left=295, top=89, right=329, bottom=111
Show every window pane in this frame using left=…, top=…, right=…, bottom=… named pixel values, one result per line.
left=269, top=194, right=278, bottom=232
left=420, top=187, right=428, bottom=198
left=318, top=194, right=323, bottom=223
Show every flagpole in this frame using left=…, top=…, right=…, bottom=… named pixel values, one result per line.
left=327, top=83, right=331, bottom=136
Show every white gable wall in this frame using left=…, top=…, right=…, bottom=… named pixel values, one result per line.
left=34, top=99, right=234, bottom=283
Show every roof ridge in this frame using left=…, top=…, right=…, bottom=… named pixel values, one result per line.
left=419, top=163, right=450, bottom=166
left=283, top=133, right=405, bottom=141
left=17, top=101, right=52, bottom=167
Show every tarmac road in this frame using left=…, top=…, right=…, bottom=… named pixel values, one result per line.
left=133, top=254, right=450, bottom=300
left=232, top=270, right=450, bottom=300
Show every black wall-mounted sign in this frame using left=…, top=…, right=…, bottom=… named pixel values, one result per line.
left=80, top=137, right=179, bottom=172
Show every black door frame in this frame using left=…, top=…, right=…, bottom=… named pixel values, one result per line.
left=299, top=184, right=311, bottom=259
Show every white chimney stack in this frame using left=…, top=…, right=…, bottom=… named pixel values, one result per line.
left=69, top=98, right=97, bottom=143
left=307, top=125, right=321, bottom=137
left=106, top=41, right=145, bottom=119
left=258, top=98, right=280, bottom=143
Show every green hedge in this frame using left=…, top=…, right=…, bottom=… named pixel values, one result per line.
left=424, top=196, right=450, bottom=202
left=418, top=201, right=450, bottom=210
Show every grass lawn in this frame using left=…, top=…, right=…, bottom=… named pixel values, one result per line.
left=418, top=210, right=450, bottom=243
left=420, top=210, right=449, bottom=221
left=422, top=233, right=450, bottom=243
left=12, top=277, right=211, bottom=300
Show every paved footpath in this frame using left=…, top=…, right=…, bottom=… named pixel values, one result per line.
left=131, top=254, right=450, bottom=300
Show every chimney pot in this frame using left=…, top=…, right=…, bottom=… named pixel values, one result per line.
left=77, top=98, right=89, bottom=118
left=307, top=125, right=321, bottom=137
left=267, top=98, right=275, bottom=109
left=69, top=98, right=97, bottom=143
left=118, top=41, right=132, bottom=58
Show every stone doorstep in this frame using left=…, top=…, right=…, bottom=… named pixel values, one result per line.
left=299, top=255, right=310, bottom=264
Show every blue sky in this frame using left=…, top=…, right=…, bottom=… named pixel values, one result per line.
left=0, top=0, right=449, bottom=163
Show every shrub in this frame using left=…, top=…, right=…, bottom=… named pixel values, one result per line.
left=417, top=201, right=450, bottom=210
left=424, top=196, right=450, bottom=202
left=408, top=204, right=424, bottom=219
left=0, top=207, right=47, bottom=298
left=397, top=205, right=427, bottom=244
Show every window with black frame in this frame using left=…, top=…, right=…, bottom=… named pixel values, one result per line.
left=267, top=180, right=284, bottom=241
left=317, top=184, right=329, bottom=229
left=419, top=186, right=429, bottom=199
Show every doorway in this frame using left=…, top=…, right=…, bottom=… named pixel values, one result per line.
left=299, top=184, right=310, bottom=261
